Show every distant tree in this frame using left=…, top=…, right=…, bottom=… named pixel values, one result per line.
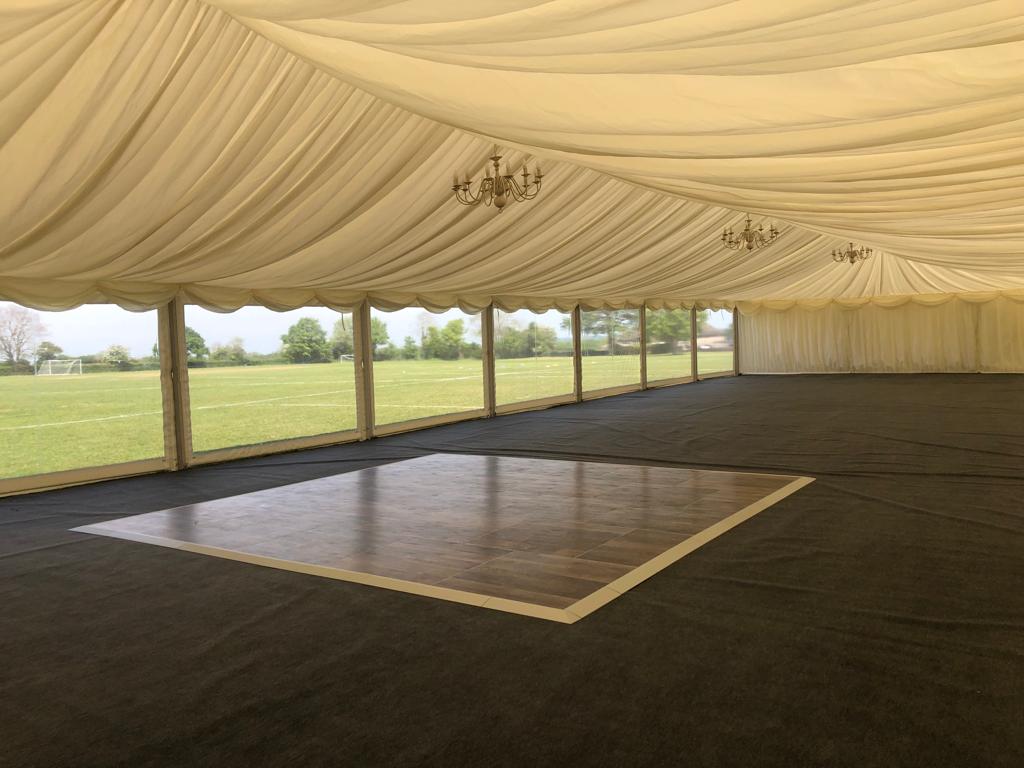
left=35, top=341, right=64, bottom=362
left=416, top=312, right=435, bottom=345
left=645, top=309, right=695, bottom=352
left=693, top=310, right=710, bottom=339
left=421, top=326, right=443, bottom=359
left=400, top=336, right=419, bottom=360
left=184, top=326, right=209, bottom=361
left=151, top=342, right=160, bottom=359
left=0, top=305, right=47, bottom=366
left=211, top=337, right=248, bottom=365
left=494, top=323, right=526, bottom=358
left=494, top=318, right=559, bottom=359
left=331, top=314, right=354, bottom=358
left=103, top=344, right=133, bottom=371
left=370, top=317, right=390, bottom=347
left=444, top=319, right=468, bottom=359
left=569, top=310, right=639, bottom=354
left=422, top=319, right=465, bottom=360
left=524, top=322, right=558, bottom=356
left=373, top=342, right=399, bottom=361
left=281, top=317, right=330, bottom=363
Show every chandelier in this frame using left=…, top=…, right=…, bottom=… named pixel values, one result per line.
left=721, top=214, right=780, bottom=250
left=832, top=242, right=873, bottom=265
left=452, top=147, right=543, bottom=212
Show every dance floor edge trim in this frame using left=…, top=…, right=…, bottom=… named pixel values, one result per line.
left=73, top=474, right=814, bottom=624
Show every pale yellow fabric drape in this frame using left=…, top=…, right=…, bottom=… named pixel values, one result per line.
left=212, top=0, right=1024, bottom=271
left=739, top=293, right=1024, bottom=373
left=1, top=0, right=1023, bottom=316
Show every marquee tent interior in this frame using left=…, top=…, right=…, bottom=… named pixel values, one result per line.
left=1, top=2, right=1023, bottom=766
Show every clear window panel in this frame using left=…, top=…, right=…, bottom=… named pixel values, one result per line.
left=494, top=309, right=574, bottom=406
left=645, top=308, right=693, bottom=382
left=184, top=306, right=357, bottom=452
left=580, top=309, right=641, bottom=391
left=697, top=309, right=735, bottom=376
left=0, top=302, right=163, bottom=478
left=372, top=307, right=484, bottom=426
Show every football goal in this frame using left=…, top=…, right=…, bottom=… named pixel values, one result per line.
left=36, top=359, right=83, bottom=376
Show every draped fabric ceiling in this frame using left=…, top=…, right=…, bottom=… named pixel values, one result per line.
left=2, top=0, right=1023, bottom=313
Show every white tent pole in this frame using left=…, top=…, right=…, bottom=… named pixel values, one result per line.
left=733, top=308, right=740, bottom=376
left=639, top=302, right=648, bottom=389
left=690, top=306, right=699, bottom=381
left=482, top=304, right=496, bottom=417
left=158, top=297, right=193, bottom=470
left=572, top=305, right=583, bottom=401
left=354, top=300, right=375, bottom=441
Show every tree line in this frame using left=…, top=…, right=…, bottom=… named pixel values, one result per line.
left=1, top=303, right=726, bottom=375
left=180, top=315, right=487, bottom=366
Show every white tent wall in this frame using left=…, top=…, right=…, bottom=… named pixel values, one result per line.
left=738, top=294, right=1024, bottom=374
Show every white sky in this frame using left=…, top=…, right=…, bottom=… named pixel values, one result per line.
left=3, top=302, right=732, bottom=357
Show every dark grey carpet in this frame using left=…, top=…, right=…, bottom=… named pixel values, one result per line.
left=2, top=374, right=1022, bottom=768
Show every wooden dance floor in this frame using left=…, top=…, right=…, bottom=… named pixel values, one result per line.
left=74, top=455, right=813, bottom=622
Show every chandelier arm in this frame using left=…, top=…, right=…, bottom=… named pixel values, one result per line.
left=504, top=176, right=528, bottom=201
left=456, top=187, right=484, bottom=205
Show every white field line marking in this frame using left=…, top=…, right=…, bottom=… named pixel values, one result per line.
left=1, top=390, right=351, bottom=431
left=375, top=404, right=479, bottom=410
left=191, top=380, right=342, bottom=387
left=0, top=410, right=165, bottom=431
left=29, top=386, right=163, bottom=396
left=4, top=370, right=561, bottom=431
left=493, top=372, right=569, bottom=378
left=191, top=390, right=349, bottom=410
left=276, top=403, right=355, bottom=408
left=372, top=375, right=482, bottom=386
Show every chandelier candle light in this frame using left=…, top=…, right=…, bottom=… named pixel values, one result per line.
left=721, top=214, right=781, bottom=250
left=832, top=242, right=873, bottom=265
left=452, top=147, right=543, bottom=211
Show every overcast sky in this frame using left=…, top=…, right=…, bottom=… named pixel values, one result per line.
left=4, top=302, right=731, bottom=358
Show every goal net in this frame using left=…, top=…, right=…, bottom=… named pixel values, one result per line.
left=36, top=359, right=82, bottom=376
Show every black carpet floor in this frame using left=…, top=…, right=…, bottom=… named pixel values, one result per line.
left=2, top=374, right=1022, bottom=768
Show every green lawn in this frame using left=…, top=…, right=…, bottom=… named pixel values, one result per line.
left=0, top=351, right=734, bottom=479
left=0, top=370, right=166, bottom=478
left=696, top=349, right=735, bottom=376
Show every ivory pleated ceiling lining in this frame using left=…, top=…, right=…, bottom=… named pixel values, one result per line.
left=1, top=0, right=1022, bottom=312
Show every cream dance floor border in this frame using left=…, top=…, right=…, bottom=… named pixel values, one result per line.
left=74, top=455, right=814, bottom=623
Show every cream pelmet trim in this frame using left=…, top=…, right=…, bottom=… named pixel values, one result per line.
left=736, top=289, right=1024, bottom=316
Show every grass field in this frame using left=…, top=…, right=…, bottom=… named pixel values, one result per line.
left=0, top=351, right=733, bottom=479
